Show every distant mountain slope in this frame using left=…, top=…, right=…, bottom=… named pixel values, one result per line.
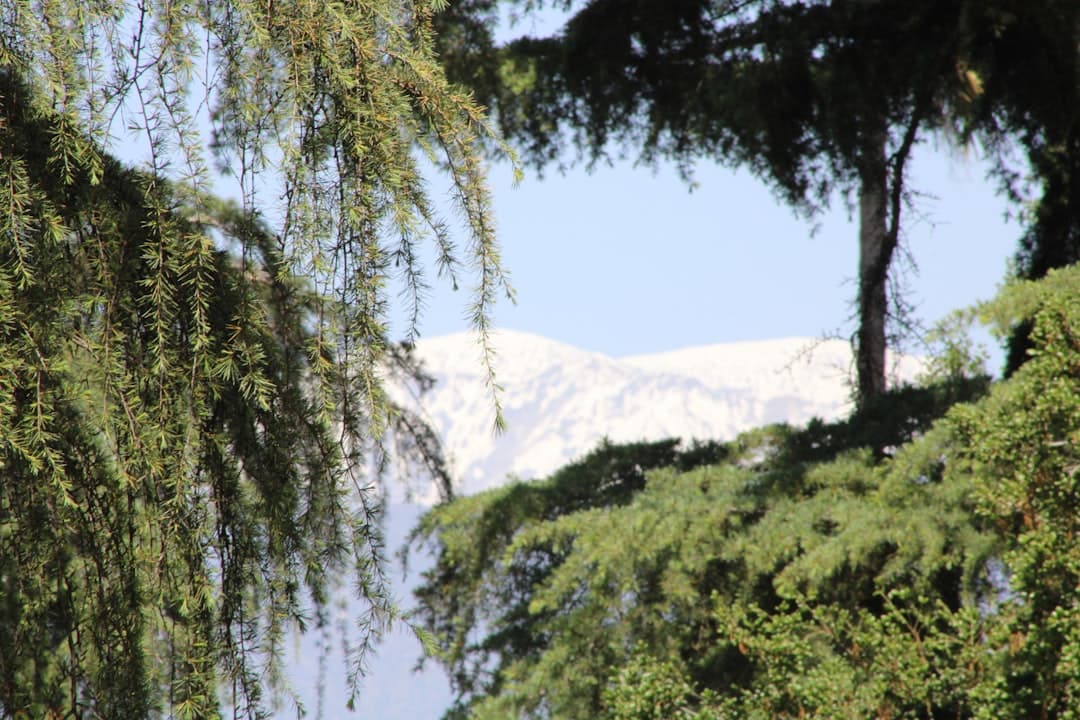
left=406, top=330, right=924, bottom=501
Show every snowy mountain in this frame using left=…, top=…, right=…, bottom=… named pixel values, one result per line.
left=403, top=330, right=924, bottom=502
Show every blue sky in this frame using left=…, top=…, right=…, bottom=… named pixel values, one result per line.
left=396, top=143, right=1020, bottom=368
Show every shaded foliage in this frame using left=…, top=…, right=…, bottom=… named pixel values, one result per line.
left=953, top=0, right=1080, bottom=372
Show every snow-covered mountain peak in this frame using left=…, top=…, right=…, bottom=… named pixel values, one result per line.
left=415, top=329, right=619, bottom=382
left=399, top=330, right=924, bottom=503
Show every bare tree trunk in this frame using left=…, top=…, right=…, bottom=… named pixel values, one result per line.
left=855, top=130, right=890, bottom=404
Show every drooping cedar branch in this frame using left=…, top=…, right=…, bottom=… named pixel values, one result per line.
left=0, top=2, right=511, bottom=715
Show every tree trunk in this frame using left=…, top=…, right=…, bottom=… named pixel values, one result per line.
left=855, top=130, right=890, bottom=405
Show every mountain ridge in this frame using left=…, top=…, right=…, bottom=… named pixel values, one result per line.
left=401, top=329, right=924, bottom=503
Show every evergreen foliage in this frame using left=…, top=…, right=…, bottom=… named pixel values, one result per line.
left=0, top=1, right=509, bottom=716
left=956, top=266, right=1080, bottom=718
left=410, top=266, right=1080, bottom=719
left=405, top=438, right=729, bottom=716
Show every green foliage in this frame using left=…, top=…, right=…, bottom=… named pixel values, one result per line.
left=956, top=265, right=1080, bottom=718
left=2, top=0, right=514, bottom=417
left=412, top=266, right=1080, bottom=719
left=716, top=590, right=990, bottom=719
left=0, top=0, right=510, bottom=715
left=604, top=653, right=718, bottom=720
left=411, top=378, right=994, bottom=718
left=406, top=438, right=728, bottom=717
left=920, top=308, right=991, bottom=384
